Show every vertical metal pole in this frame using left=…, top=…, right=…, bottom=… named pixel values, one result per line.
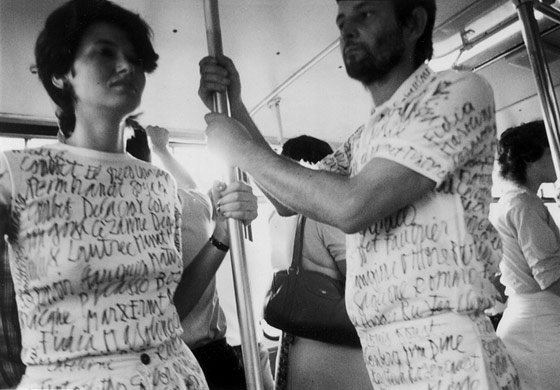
left=514, top=0, right=560, bottom=178
left=202, top=1, right=264, bottom=389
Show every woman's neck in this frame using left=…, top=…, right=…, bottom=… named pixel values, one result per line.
left=522, top=176, right=542, bottom=194
left=65, top=108, right=125, bottom=153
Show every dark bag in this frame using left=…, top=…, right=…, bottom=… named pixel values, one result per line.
left=263, top=216, right=361, bottom=347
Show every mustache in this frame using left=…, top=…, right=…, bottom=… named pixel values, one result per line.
left=342, top=41, right=367, bottom=56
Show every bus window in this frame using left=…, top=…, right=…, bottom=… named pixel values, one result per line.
left=0, top=137, right=25, bottom=151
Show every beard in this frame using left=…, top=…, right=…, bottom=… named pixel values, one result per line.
left=343, top=30, right=406, bottom=85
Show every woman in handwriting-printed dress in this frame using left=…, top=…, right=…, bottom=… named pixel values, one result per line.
left=491, top=120, right=560, bottom=390
left=0, top=1, right=258, bottom=389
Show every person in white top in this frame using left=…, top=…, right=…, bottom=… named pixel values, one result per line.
left=491, top=120, right=560, bottom=390
left=199, top=0, right=520, bottom=388
left=137, top=124, right=272, bottom=390
left=269, top=135, right=370, bottom=390
left=0, top=1, right=256, bottom=389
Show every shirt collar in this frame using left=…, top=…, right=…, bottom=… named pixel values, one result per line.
left=499, top=179, right=531, bottom=197
left=372, top=63, right=435, bottom=114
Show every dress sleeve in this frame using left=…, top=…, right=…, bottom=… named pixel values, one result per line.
left=507, top=194, right=560, bottom=289
left=316, top=125, right=363, bottom=176
left=373, top=72, right=496, bottom=186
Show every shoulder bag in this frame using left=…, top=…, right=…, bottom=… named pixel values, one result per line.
left=263, top=215, right=361, bottom=347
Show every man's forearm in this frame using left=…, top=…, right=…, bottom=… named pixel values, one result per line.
left=229, top=101, right=269, bottom=146
left=236, top=145, right=357, bottom=232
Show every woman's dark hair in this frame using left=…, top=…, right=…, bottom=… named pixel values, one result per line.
left=125, top=119, right=151, bottom=163
left=498, top=120, right=550, bottom=185
left=35, top=0, right=159, bottom=138
left=281, top=135, right=333, bottom=164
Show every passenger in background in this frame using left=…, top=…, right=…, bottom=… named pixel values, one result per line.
left=491, top=120, right=560, bottom=390
left=144, top=124, right=197, bottom=189
left=271, top=135, right=371, bottom=390
left=128, top=123, right=270, bottom=390
left=0, top=234, right=24, bottom=389
left=279, top=135, right=333, bottom=167
left=0, top=1, right=255, bottom=388
left=215, top=250, right=276, bottom=390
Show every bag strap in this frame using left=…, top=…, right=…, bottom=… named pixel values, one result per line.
left=289, top=215, right=306, bottom=272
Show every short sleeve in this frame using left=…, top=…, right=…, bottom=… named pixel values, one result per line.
left=317, top=125, right=364, bottom=175
left=373, top=72, right=496, bottom=186
left=507, top=194, right=560, bottom=289
left=317, top=223, right=346, bottom=263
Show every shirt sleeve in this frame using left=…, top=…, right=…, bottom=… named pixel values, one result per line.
left=317, top=222, right=346, bottom=263
left=317, top=125, right=364, bottom=175
left=507, top=194, right=560, bottom=289
left=373, top=72, right=496, bottom=186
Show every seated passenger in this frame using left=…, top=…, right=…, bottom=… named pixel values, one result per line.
left=0, top=236, right=24, bottom=389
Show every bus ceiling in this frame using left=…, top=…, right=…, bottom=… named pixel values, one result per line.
left=2, top=0, right=560, bottom=143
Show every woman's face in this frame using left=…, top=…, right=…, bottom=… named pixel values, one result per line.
left=62, top=22, right=146, bottom=117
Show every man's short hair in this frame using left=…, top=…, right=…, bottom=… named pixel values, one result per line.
left=281, top=135, right=333, bottom=164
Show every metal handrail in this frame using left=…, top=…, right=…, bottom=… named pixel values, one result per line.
left=249, top=38, right=340, bottom=117
left=514, top=0, right=560, bottom=181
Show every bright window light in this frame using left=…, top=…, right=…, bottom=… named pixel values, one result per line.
left=430, top=2, right=547, bottom=71
left=26, top=138, right=58, bottom=148
left=460, top=21, right=523, bottom=62
left=152, top=143, right=227, bottom=193
left=0, top=137, right=25, bottom=150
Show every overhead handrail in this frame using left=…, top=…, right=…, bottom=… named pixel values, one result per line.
left=249, top=38, right=340, bottom=117
left=432, top=0, right=516, bottom=59
left=247, top=2, right=527, bottom=113
left=267, top=97, right=285, bottom=145
left=202, top=1, right=264, bottom=389
left=514, top=0, right=560, bottom=180
left=433, top=0, right=511, bottom=44
left=534, top=0, right=560, bottom=24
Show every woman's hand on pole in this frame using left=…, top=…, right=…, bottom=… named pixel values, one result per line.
left=211, top=180, right=258, bottom=242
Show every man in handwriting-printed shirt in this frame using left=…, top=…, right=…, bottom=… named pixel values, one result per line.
left=201, top=1, right=521, bottom=389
